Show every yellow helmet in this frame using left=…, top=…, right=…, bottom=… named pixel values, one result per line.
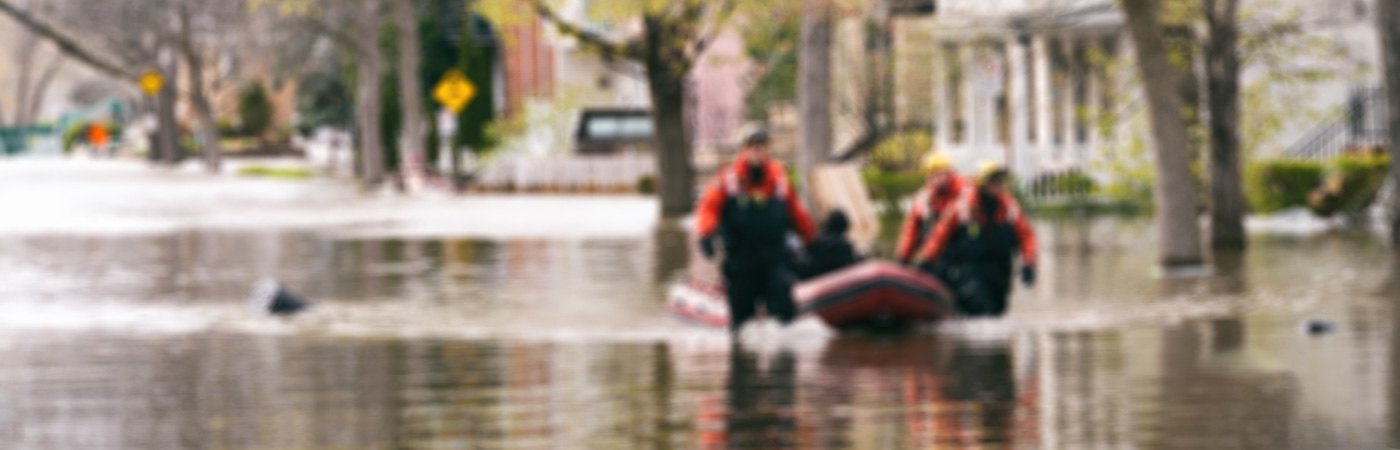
left=920, top=152, right=953, bottom=175
left=976, top=161, right=1009, bottom=183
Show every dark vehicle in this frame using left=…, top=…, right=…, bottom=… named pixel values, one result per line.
left=574, top=108, right=654, bottom=155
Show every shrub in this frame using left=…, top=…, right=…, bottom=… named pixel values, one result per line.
left=1308, top=154, right=1390, bottom=218
left=61, top=121, right=122, bottom=153
left=217, top=119, right=242, bottom=138
left=238, top=80, right=275, bottom=138
left=863, top=169, right=925, bottom=216
left=869, top=131, right=933, bottom=172
left=1247, top=159, right=1325, bottom=214
left=636, top=174, right=656, bottom=194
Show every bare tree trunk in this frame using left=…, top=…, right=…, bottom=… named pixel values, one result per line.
left=394, top=0, right=425, bottom=188
left=1204, top=0, right=1246, bottom=250
left=354, top=0, right=385, bottom=187
left=178, top=3, right=221, bottom=173
left=799, top=0, right=832, bottom=202
left=155, top=73, right=180, bottom=165
left=1381, top=0, right=1400, bottom=248
left=644, top=16, right=696, bottom=218
left=1123, top=0, right=1205, bottom=267
left=150, top=36, right=182, bottom=166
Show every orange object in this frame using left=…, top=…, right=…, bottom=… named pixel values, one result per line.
left=895, top=174, right=970, bottom=262
left=87, top=124, right=109, bottom=149
left=694, top=155, right=816, bottom=243
left=916, top=189, right=1037, bottom=267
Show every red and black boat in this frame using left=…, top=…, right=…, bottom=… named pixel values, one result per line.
left=668, top=261, right=957, bottom=329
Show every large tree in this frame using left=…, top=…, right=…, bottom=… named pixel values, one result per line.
left=1122, top=0, right=1205, bottom=267
left=393, top=0, right=426, bottom=185
left=1380, top=0, right=1400, bottom=248
left=531, top=0, right=737, bottom=218
left=1203, top=0, right=1246, bottom=250
left=0, top=0, right=185, bottom=164
left=174, top=0, right=245, bottom=173
left=0, top=0, right=258, bottom=169
left=798, top=0, right=832, bottom=204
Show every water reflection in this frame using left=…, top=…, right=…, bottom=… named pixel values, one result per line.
left=0, top=208, right=1398, bottom=447
left=653, top=221, right=692, bottom=284
left=812, top=334, right=1032, bottom=448
left=1147, top=318, right=1297, bottom=450
left=720, top=343, right=799, bottom=448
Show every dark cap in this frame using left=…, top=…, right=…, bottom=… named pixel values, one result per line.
left=743, top=127, right=770, bottom=146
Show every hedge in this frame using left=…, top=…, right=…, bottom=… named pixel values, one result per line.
left=1247, top=159, right=1325, bottom=214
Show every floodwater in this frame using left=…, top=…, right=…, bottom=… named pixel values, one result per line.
left=0, top=159, right=1397, bottom=449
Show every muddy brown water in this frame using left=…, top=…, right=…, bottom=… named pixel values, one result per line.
left=0, top=160, right=1396, bottom=449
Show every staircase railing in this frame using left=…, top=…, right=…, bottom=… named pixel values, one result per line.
left=1288, top=84, right=1388, bottom=160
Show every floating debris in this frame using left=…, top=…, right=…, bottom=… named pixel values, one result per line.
left=247, top=279, right=311, bottom=316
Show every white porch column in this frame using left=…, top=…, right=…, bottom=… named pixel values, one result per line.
left=935, top=43, right=951, bottom=153
left=1008, top=36, right=1030, bottom=174
left=1032, top=35, right=1053, bottom=169
left=979, top=44, right=999, bottom=154
left=1059, top=36, right=1077, bottom=166
left=1085, top=37, right=1104, bottom=168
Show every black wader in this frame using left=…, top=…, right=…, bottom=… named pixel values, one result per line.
left=938, top=217, right=1019, bottom=317
left=720, top=193, right=799, bottom=330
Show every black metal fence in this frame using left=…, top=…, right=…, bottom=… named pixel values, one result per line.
left=1289, top=84, right=1389, bottom=160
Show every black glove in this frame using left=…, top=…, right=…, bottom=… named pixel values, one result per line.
left=1021, top=265, right=1036, bottom=287
left=698, top=236, right=716, bottom=260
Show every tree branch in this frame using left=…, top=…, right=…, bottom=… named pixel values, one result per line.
left=299, top=15, right=366, bottom=55
left=0, top=0, right=138, bottom=81
left=532, top=0, right=642, bottom=61
left=693, top=0, right=737, bottom=57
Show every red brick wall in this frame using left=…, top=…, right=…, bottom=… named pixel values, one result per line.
left=500, top=13, right=554, bottom=118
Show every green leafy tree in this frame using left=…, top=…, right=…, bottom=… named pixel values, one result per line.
left=741, top=2, right=801, bottom=122
left=294, top=67, right=355, bottom=135
left=239, top=80, right=275, bottom=138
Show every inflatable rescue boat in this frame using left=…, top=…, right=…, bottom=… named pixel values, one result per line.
left=668, top=261, right=957, bottom=329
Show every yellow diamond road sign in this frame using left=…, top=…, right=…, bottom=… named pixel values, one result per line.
left=139, top=70, right=164, bottom=96
left=433, top=68, right=476, bottom=114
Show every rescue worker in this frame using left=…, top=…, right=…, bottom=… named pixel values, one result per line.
left=912, top=162, right=1037, bottom=317
left=896, top=152, right=971, bottom=265
left=695, top=127, right=817, bottom=332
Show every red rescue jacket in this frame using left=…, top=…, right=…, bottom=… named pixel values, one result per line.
left=895, top=174, right=969, bottom=262
left=694, top=156, right=816, bottom=244
left=915, top=188, right=1037, bottom=267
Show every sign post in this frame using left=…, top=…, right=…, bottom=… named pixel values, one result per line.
left=138, top=69, right=166, bottom=160
left=432, top=68, right=476, bottom=192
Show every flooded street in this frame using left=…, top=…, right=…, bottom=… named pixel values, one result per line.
left=0, top=160, right=1396, bottom=449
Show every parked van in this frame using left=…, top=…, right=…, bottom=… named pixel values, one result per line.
left=575, top=108, right=654, bottom=155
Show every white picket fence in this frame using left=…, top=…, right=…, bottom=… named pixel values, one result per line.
left=474, top=152, right=657, bottom=192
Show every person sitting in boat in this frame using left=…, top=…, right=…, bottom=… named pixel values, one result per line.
left=695, top=126, right=817, bottom=332
left=798, top=209, right=863, bottom=280
left=911, top=162, right=1037, bottom=317
left=896, top=152, right=971, bottom=265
